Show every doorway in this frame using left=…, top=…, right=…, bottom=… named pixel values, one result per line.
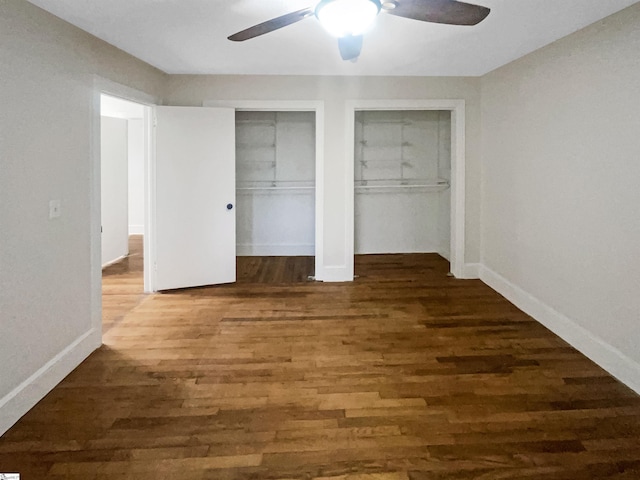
left=345, top=99, right=467, bottom=279
left=99, top=94, right=150, bottom=332
left=354, top=110, right=451, bottom=259
left=235, top=110, right=316, bottom=282
left=204, top=100, right=326, bottom=282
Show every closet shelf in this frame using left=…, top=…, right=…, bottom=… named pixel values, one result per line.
left=237, top=185, right=314, bottom=195
left=355, top=179, right=449, bottom=194
left=360, top=143, right=413, bottom=148
left=237, top=180, right=314, bottom=191
left=358, top=158, right=420, bottom=165
left=236, top=143, right=276, bottom=149
left=236, top=120, right=276, bottom=126
left=356, top=119, right=413, bottom=125
left=237, top=160, right=277, bottom=164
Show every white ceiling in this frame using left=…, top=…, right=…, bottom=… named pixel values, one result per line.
left=101, top=94, right=145, bottom=119
left=27, top=0, right=638, bottom=76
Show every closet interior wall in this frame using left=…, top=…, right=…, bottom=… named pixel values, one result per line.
left=354, top=110, right=451, bottom=258
left=235, top=111, right=316, bottom=256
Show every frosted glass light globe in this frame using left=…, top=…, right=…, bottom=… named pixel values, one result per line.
left=316, top=0, right=381, bottom=37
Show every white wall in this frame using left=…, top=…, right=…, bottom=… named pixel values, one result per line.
left=101, top=116, right=129, bottom=266
left=237, top=191, right=315, bottom=256
left=164, top=75, right=482, bottom=278
left=355, top=191, right=441, bottom=254
left=128, top=119, right=145, bottom=235
left=354, top=110, right=450, bottom=255
left=0, top=0, right=165, bottom=435
left=481, top=3, right=640, bottom=392
left=236, top=111, right=315, bottom=256
left=100, top=95, right=146, bottom=236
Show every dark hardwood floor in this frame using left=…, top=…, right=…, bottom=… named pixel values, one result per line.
left=1, top=252, right=640, bottom=479
left=103, top=238, right=314, bottom=333
left=236, top=255, right=314, bottom=284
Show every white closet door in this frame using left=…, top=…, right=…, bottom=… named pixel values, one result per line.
left=155, top=106, right=236, bottom=290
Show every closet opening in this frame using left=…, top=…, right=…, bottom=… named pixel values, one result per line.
left=235, top=110, right=317, bottom=283
left=353, top=109, right=452, bottom=275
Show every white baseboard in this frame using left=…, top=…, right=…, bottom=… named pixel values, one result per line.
left=317, top=265, right=353, bottom=283
left=460, top=263, right=480, bottom=279
left=480, top=265, right=640, bottom=395
left=0, top=328, right=101, bottom=436
left=355, top=248, right=438, bottom=255
left=102, top=254, right=126, bottom=269
left=236, top=244, right=314, bottom=256
left=128, top=224, right=144, bottom=235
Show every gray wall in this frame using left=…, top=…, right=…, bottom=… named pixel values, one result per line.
left=481, top=4, right=640, bottom=388
left=163, top=74, right=483, bottom=269
left=0, top=0, right=165, bottom=433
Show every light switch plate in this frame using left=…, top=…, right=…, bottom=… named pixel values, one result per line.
left=49, top=199, right=61, bottom=219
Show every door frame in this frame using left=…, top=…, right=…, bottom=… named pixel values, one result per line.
left=345, top=99, right=467, bottom=278
left=91, top=76, right=158, bottom=337
left=204, top=100, right=325, bottom=281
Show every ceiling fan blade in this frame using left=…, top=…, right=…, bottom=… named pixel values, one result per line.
left=228, top=7, right=314, bottom=41
left=388, top=0, right=490, bottom=26
left=338, top=35, right=364, bottom=62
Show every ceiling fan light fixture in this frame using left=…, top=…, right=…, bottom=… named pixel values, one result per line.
left=315, top=0, right=381, bottom=37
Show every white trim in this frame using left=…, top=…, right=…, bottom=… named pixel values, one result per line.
left=90, top=82, right=103, bottom=338
left=314, top=106, right=326, bottom=281
left=344, top=102, right=356, bottom=281
left=320, top=265, right=353, bottom=283
left=462, top=263, right=480, bottom=279
left=480, top=265, right=640, bottom=395
left=128, top=224, right=145, bottom=235
left=204, top=100, right=318, bottom=112
left=450, top=103, right=466, bottom=278
left=345, top=99, right=466, bottom=279
left=102, top=254, right=127, bottom=269
left=145, top=106, right=157, bottom=293
left=236, top=244, right=315, bottom=256
left=93, top=77, right=157, bottom=106
left=0, top=328, right=100, bottom=436
left=204, top=100, right=326, bottom=281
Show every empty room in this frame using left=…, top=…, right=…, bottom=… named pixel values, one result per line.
left=1, top=0, right=640, bottom=478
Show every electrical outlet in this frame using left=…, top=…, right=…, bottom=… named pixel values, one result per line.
left=49, top=199, right=61, bottom=219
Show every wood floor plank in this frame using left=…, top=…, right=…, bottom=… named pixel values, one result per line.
left=1, top=252, right=639, bottom=479
left=101, top=235, right=147, bottom=334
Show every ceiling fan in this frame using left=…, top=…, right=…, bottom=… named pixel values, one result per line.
left=228, top=0, right=490, bottom=61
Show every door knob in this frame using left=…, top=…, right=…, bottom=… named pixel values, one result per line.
left=226, top=203, right=233, bottom=210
